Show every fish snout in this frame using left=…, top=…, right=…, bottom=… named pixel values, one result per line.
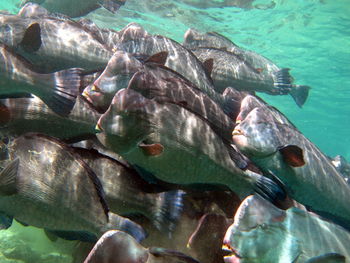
left=222, top=242, right=242, bottom=263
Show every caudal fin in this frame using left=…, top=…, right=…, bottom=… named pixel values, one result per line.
left=45, top=68, right=83, bottom=117
left=107, top=213, right=146, bottom=242
left=290, top=85, right=311, bottom=107
left=151, top=190, right=184, bottom=232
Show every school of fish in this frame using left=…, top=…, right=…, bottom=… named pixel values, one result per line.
left=0, top=2, right=349, bottom=263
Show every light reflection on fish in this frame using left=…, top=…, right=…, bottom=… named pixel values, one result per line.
left=223, top=195, right=349, bottom=263
left=232, top=95, right=350, bottom=230
left=0, top=133, right=145, bottom=242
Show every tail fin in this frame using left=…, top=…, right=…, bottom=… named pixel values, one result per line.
left=107, top=213, right=146, bottom=242
left=45, top=68, right=83, bottom=117
left=151, top=190, right=184, bottom=232
left=290, top=85, right=310, bottom=107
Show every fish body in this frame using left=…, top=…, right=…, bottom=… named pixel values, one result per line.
left=0, top=4, right=113, bottom=72
left=184, top=30, right=310, bottom=106
left=0, top=134, right=145, bottom=242
left=0, top=95, right=100, bottom=141
left=20, top=0, right=127, bottom=18
left=332, top=155, right=350, bottom=183
left=0, top=44, right=83, bottom=116
left=114, top=34, right=218, bottom=100
left=84, top=230, right=200, bottom=263
left=74, top=147, right=184, bottom=231
left=96, top=88, right=284, bottom=202
left=223, top=195, right=350, bottom=263
left=232, top=95, right=350, bottom=229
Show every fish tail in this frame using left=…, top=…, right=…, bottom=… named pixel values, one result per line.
left=107, top=213, right=146, bottom=242
left=45, top=68, right=84, bottom=117
left=289, top=85, right=311, bottom=107
left=151, top=190, right=185, bottom=232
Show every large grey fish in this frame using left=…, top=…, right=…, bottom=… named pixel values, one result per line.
left=232, top=95, right=350, bottom=230
left=0, top=43, right=84, bottom=116
left=0, top=95, right=100, bottom=142
left=84, top=230, right=200, bottom=263
left=20, top=0, right=127, bottom=18
left=113, top=33, right=219, bottom=101
left=96, top=88, right=285, bottom=203
left=191, top=47, right=310, bottom=107
left=223, top=195, right=349, bottom=263
left=0, top=3, right=114, bottom=72
left=0, top=133, right=145, bottom=242
left=73, top=146, right=184, bottom=231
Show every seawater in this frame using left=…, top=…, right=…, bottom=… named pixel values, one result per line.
left=0, top=0, right=349, bottom=262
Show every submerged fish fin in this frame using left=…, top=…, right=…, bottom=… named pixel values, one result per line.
left=20, top=23, right=42, bottom=53
left=274, top=68, right=293, bottom=86
left=279, top=145, right=305, bottom=167
left=290, top=85, right=311, bottom=107
left=0, top=212, right=13, bottom=229
left=145, top=51, right=168, bottom=65
left=202, top=58, right=214, bottom=77
left=0, top=104, right=11, bottom=125
left=139, top=142, right=164, bottom=156
left=44, top=229, right=59, bottom=242
left=100, top=0, right=126, bottom=13
left=107, top=213, right=146, bottom=242
left=45, top=229, right=97, bottom=243
left=152, top=190, right=184, bottom=232
left=149, top=247, right=200, bottom=263
left=253, top=172, right=286, bottom=204
left=45, top=68, right=83, bottom=117
left=0, top=158, right=19, bottom=196
left=306, top=253, right=346, bottom=263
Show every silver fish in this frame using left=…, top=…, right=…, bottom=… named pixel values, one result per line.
left=0, top=95, right=100, bottom=142
left=0, top=43, right=83, bottom=116
left=0, top=133, right=145, bottom=242
left=232, top=95, right=350, bottom=230
left=191, top=47, right=310, bottom=107
left=20, top=0, right=126, bottom=18
left=223, top=195, right=349, bottom=263
left=74, top=146, right=184, bottom=231
left=84, top=230, right=200, bottom=263
left=96, top=88, right=285, bottom=203
left=0, top=3, right=114, bottom=72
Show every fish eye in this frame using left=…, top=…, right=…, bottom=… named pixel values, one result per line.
left=259, top=223, right=268, bottom=229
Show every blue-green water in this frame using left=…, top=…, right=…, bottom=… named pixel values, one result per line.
left=0, top=0, right=349, bottom=262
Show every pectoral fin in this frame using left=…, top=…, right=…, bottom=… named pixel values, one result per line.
left=20, top=23, right=42, bottom=53
left=0, top=158, right=19, bottom=196
left=305, top=253, right=346, bottom=263
left=145, top=51, right=168, bottom=65
left=139, top=142, right=164, bottom=156
left=278, top=145, right=305, bottom=167
left=203, top=58, right=214, bottom=77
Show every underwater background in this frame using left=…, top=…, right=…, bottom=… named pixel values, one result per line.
left=0, top=0, right=349, bottom=262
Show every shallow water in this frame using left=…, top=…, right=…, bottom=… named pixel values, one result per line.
left=0, top=0, right=349, bottom=262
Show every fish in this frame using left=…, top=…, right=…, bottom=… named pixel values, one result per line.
left=73, top=146, right=184, bottom=231
left=0, top=133, right=145, bottom=242
left=232, top=95, right=350, bottom=230
left=223, top=194, right=349, bottom=263
left=113, top=33, right=219, bottom=102
left=331, top=155, right=350, bottom=183
left=84, top=230, right=201, bottom=263
left=191, top=47, right=310, bottom=107
left=20, top=0, right=127, bottom=18
left=0, top=95, right=101, bottom=142
left=96, top=88, right=285, bottom=203
left=0, top=43, right=84, bottom=117
left=0, top=3, right=114, bottom=72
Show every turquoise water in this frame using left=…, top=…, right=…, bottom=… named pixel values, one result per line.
left=0, top=0, right=349, bottom=262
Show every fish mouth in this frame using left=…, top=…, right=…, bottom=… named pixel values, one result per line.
left=222, top=243, right=242, bottom=263
left=82, top=90, right=93, bottom=104
left=232, top=128, right=244, bottom=136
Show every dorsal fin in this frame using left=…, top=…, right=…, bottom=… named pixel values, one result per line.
left=20, top=23, right=42, bottom=53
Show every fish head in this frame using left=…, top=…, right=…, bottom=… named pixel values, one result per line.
left=235, top=95, right=264, bottom=123
left=84, top=230, right=148, bottom=263
left=233, top=106, right=282, bottom=157
left=82, top=51, right=143, bottom=112
left=223, top=195, right=288, bottom=263
left=0, top=15, right=31, bottom=47
left=96, top=88, right=155, bottom=154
